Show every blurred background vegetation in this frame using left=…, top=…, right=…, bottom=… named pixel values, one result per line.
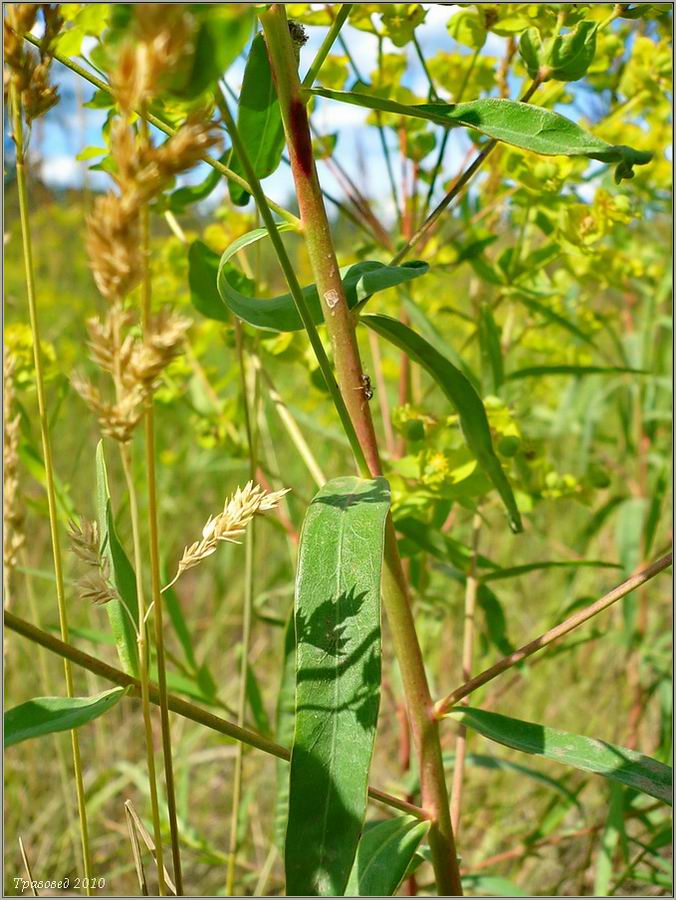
left=4, top=3, right=672, bottom=896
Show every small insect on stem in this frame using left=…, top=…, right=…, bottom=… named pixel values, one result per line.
left=356, top=373, right=374, bottom=403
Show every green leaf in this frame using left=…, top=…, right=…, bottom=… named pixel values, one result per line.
left=594, top=783, right=626, bottom=896
left=5, top=687, right=125, bottom=748
left=446, top=707, right=672, bottom=805
left=345, top=816, right=430, bottom=897
left=168, top=152, right=229, bottom=213
left=162, top=567, right=197, bottom=671
left=478, top=305, right=504, bottom=393
left=461, top=753, right=583, bottom=810
left=246, top=662, right=271, bottom=736
left=309, top=90, right=652, bottom=182
left=480, top=558, right=621, bottom=583
left=402, top=295, right=479, bottom=388
left=95, top=441, right=139, bottom=677
left=229, top=33, right=285, bottom=206
left=275, top=612, right=296, bottom=850
left=510, top=291, right=599, bottom=350
left=396, top=516, right=498, bottom=572
left=507, top=365, right=643, bottom=380
left=19, top=440, right=76, bottom=522
left=285, top=476, right=391, bottom=896
left=361, top=314, right=522, bottom=533
left=176, top=7, right=255, bottom=99
left=216, top=228, right=430, bottom=332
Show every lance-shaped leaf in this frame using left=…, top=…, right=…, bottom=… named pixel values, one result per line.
left=5, top=687, right=126, bottom=748
left=275, top=612, right=297, bottom=849
left=362, top=314, right=522, bottom=533
left=285, top=477, right=390, bottom=896
left=95, top=442, right=139, bottom=676
left=213, top=227, right=429, bottom=331
left=507, top=364, right=643, bottom=380
left=229, top=33, right=285, bottom=206
left=480, top=558, right=620, bottom=583
left=446, top=707, right=672, bottom=805
left=345, top=817, right=430, bottom=897
left=309, top=90, right=652, bottom=182
left=167, top=151, right=230, bottom=213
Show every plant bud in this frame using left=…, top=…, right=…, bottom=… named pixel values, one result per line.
left=519, top=20, right=598, bottom=83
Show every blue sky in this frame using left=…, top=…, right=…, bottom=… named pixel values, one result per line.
left=21, top=4, right=607, bottom=220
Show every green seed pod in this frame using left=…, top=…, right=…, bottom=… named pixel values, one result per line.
left=406, top=419, right=426, bottom=443
left=518, top=27, right=545, bottom=80
left=548, top=21, right=598, bottom=82
left=497, top=435, right=520, bottom=458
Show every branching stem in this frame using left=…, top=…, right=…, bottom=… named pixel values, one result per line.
left=435, top=552, right=673, bottom=717
left=4, top=610, right=427, bottom=822
left=259, top=7, right=463, bottom=894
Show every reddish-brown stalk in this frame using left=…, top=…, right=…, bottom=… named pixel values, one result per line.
left=258, top=7, right=463, bottom=894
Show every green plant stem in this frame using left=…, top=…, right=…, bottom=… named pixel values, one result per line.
left=4, top=610, right=428, bottom=821
left=259, top=7, right=462, bottom=894
left=138, top=117, right=183, bottom=893
left=435, top=552, right=673, bottom=717
left=449, top=514, right=481, bottom=838
left=225, top=330, right=257, bottom=896
left=377, top=35, right=402, bottom=228
left=119, top=445, right=167, bottom=896
left=255, top=358, right=327, bottom=487
left=10, top=84, right=93, bottom=895
left=413, top=32, right=438, bottom=101
left=390, top=79, right=540, bottom=267
left=21, top=32, right=300, bottom=229
left=301, top=3, right=353, bottom=87
left=214, top=85, right=369, bottom=476
left=422, top=47, right=479, bottom=219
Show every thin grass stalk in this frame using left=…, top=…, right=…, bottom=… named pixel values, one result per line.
left=22, top=551, right=82, bottom=869
left=421, top=47, right=478, bottom=219
left=376, top=36, right=402, bottom=228
left=301, top=4, right=352, bottom=88
left=225, top=328, right=258, bottom=895
left=10, top=83, right=93, bottom=894
left=4, top=609, right=428, bottom=821
left=255, top=358, right=326, bottom=487
left=449, top=513, right=481, bottom=837
left=138, top=114, right=184, bottom=889
left=258, top=8, right=462, bottom=893
left=119, top=445, right=167, bottom=896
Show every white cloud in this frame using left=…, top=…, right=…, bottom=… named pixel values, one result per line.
left=40, top=154, right=81, bottom=187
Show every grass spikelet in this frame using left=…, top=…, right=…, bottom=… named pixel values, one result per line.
left=68, top=519, right=119, bottom=607
left=4, top=3, right=61, bottom=122
left=86, top=194, right=142, bottom=303
left=164, top=482, right=290, bottom=590
left=110, top=4, right=195, bottom=114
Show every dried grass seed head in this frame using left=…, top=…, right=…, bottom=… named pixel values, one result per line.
left=86, top=193, right=142, bottom=302
left=111, top=4, right=195, bottom=113
left=4, top=4, right=61, bottom=121
left=68, top=517, right=119, bottom=606
left=72, top=373, right=146, bottom=444
left=166, top=482, right=290, bottom=588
